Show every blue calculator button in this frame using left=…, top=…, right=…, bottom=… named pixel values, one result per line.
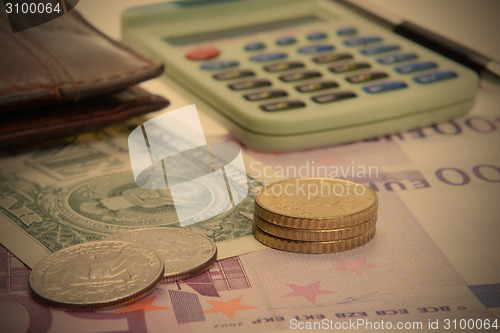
left=245, top=42, right=265, bottom=51
left=329, top=61, right=370, bottom=73
left=307, top=32, right=327, bottom=40
left=312, top=91, right=357, bottom=103
left=344, top=36, right=382, bottom=46
left=395, top=61, right=438, bottom=74
left=244, top=89, right=288, bottom=101
left=298, top=44, right=335, bottom=54
left=276, top=36, right=297, bottom=45
left=295, top=80, right=339, bottom=93
left=212, top=69, right=255, bottom=80
left=279, top=70, right=322, bottom=82
left=376, top=52, right=418, bottom=65
left=201, top=60, right=239, bottom=70
left=363, top=81, right=408, bottom=94
left=346, top=71, right=388, bottom=83
left=313, top=52, right=353, bottom=64
left=250, top=52, right=288, bottom=62
left=228, top=79, right=271, bottom=91
left=413, top=71, right=457, bottom=84
left=360, top=44, right=400, bottom=55
left=263, top=61, right=304, bottom=72
left=337, top=26, right=357, bottom=36
left=261, top=100, right=306, bottom=112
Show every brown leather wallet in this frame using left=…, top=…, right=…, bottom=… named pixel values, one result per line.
left=0, top=9, right=168, bottom=147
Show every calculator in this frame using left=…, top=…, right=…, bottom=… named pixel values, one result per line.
left=122, top=0, right=478, bottom=152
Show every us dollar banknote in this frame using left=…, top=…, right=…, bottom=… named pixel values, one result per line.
left=0, top=122, right=266, bottom=268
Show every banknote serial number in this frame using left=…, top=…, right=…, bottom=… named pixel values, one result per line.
left=5, top=2, right=62, bottom=14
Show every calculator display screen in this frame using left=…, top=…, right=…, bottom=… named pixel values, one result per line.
left=165, top=16, right=324, bottom=46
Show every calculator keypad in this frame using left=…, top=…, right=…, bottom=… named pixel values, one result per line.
left=263, top=61, right=304, bottom=72
left=298, top=44, right=335, bottom=54
left=250, top=52, right=287, bottom=62
left=213, top=69, right=255, bottom=80
left=413, top=71, right=457, bottom=84
left=313, top=52, right=353, bottom=64
left=245, top=42, right=266, bottom=51
left=395, top=61, right=437, bottom=74
left=261, top=100, right=306, bottom=112
left=276, top=36, right=296, bottom=45
left=279, top=70, right=322, bottom=82
left=244, top=89, right=288, bottom=101
left=329, top=62, right=371, bottom=73
left=228, top=79, right=271, bottom=90
left=295, top=81, right=339, bottom=93
left=345, top=71, right=388, bottom=83
left=199, top=21, right=460, bottom=117
left=312, top=91, right=357, bottom=103
left=363, top=81, right=408, bottom=93
left=360, top=44, right=400, bottom=55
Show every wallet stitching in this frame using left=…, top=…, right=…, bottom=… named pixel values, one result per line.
left=0, top=11, right=163, bottom=104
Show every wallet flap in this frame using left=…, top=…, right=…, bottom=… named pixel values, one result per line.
left=0, top=10, right=164, bottom=111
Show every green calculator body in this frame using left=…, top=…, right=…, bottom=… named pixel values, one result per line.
left=122, top=0, right=478, bottom=152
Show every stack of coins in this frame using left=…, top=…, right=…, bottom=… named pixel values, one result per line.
left=29, top=228, right=217, bottom=310
left=253, top=178, right=378, bottom=254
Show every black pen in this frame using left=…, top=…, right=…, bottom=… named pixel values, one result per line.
left=336, top=0, right=500, bottom=78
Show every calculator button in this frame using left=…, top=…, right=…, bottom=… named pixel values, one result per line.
left=344, top=36, right=382, bottom=46
left=297, top=44, right=335, bottom=54
left=337, top=26, right=357, bottom=36
left=363, top=81, right=408, bottom=93
left=212, top=69, right=255, bottom=80
left=307, top=32, right=327, bottom=40
left=279, top=70, right=322, bottom=82
left=186, top=47, right=220, bottom=60
left=312, top=91, right=357, bottom=103
left=201, top=60, right=239, bottom=70
left=345, top=71, right=388, bottom=83
left=276, top=36, right=297, bottom=45
left=329, top=61, right=370, bottom=73
left=245, top=42, right=266, bottom=51
left=313, top=52, right=353, bottom=64
left=295, top=80, right=339, bottom=92
left=261, top=100, right=306, bottom=112
left=263, top=61, right=304, bottom=72
left=395, top=61, right=438, bottom=74
left=376, top=52, right=418, bottom=65
left=228, top=79, right=271, bottom=91
left=413, top=71, right=457, bottom=84
left=360, top=44, right=400, bottom=55
left=250, top=52, right=288, bottom=62
left=243, top=89, right=288, bottom=101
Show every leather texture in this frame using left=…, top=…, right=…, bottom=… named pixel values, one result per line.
left=0, top=10, right=169, bottom=148
left=0, top=85, right=169, bottom=149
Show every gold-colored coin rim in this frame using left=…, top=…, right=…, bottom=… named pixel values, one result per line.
left=29, top=241, right=164, bottom=310
left=253, top=225, right=376, bottom=254
left=106, top=227, right=218, bottom=283
left=255, top=200, right=377, bottom=229
left=255, top=178, right=378, bottom=229
left=254, top=214, right=377, bottom=242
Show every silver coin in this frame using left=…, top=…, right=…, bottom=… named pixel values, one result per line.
left=29, top=241, right=164, bottom=310
left=106, top=228, right=217, bottom=282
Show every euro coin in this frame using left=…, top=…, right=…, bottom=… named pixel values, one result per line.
left=254, top=214, right=377, bottom=242
left=253, top=225, right=376, bottom=254
left=106, top=228, right=217, bottom=282
left=255, top=178, right=377, bottom=229
left=29, top=241, right=164, bottom=310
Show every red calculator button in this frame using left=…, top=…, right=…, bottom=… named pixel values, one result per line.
left=186, top=48, right=219, bottom=60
